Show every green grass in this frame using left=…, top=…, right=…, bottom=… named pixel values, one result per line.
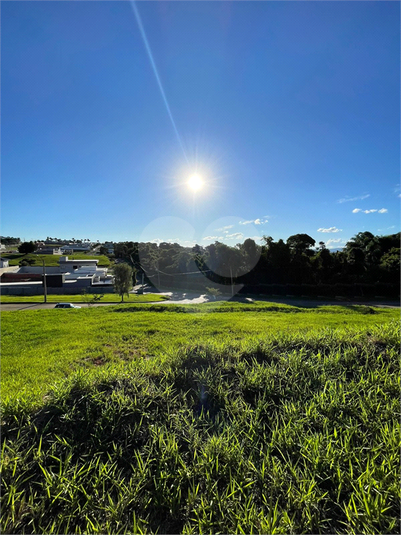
left=1, top=304, right=400, bottom=533
left=0, top=293, right=169, bottom=304
left=1, top=253, right=110, bottom=267
left=1, top=303, right=398, bottom=409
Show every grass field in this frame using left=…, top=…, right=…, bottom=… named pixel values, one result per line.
left=0, top=293, right=169, bottom=304
left=1, top=303, right=400, bottom=533
left=1, top=253, right=111, bottom=267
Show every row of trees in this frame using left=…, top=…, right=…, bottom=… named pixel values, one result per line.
left=112, top=231, right=400, bottom=294
left=0, top=236, right=21, bottom=245
left=44, top=238, right=94, bottom=244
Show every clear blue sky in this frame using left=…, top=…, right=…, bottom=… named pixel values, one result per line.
left=2, top=0, right=400, bottom=248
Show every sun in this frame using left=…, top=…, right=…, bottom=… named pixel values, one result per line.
left=187, top=174, right=204, bottom=192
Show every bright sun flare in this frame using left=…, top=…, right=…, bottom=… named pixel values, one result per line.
left=187, top=174, right=204, bottom=191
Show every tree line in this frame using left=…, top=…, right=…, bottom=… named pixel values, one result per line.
left=112, top=231, right=400, bottom=297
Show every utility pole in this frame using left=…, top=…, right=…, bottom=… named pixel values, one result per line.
left=42, top=260, right=47, bottom=303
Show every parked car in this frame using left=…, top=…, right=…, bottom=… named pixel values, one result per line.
left=54, top=303, right=81, bottom=309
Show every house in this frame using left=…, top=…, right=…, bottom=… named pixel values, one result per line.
left=59, top=256, right=98, bottom=272
left=60, top=244, right=92, bottom=253
left=0, top=256, right=113, bottom=295
left=35, top=247, right=62, bottom=255
left=103, top=242, right=114, bottom=254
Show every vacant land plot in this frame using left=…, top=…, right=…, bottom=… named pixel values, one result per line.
left=0, top=293, right=169, bottom=304
left=1, top=303, right=400, bottom=534
left=1, top=253, right=111, bottom=267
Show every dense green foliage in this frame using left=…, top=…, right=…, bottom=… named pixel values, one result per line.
left=0, top=236, right=20, bottom=246
left=1, top=315, right=399, bottom=534
left=17, top=241, right=36, bottom=254
left=113, top=232, right=400, bottom=295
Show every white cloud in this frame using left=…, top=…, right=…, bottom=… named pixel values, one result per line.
left=202, top=236, right=222, bottom=241
left=150, top=238, right=180, bottom=244
left=326, top=238, right=342, bottom=246
left=338, top=194, right=370, bottom=203
left=240, top=218, right=268, bottom=225
left=215, top=225, right=234, bottom=232
left=225, top=232, right=244, bottom=240
left=353, top=208, right=388, bottom=214
left=317, top=227, right=342, bottom=233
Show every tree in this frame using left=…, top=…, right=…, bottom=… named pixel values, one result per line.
left=286, top=234, right=316, bottom=256
left=18, top=241, right=36, bottom=254
left=113, top=263, right=134, bottom=302
left=380, top=248, right=400, bottom=282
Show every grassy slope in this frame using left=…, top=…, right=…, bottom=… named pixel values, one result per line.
left=1, top=303, right=397, bottom=407
left=1, top=304, right=400, bottom=534
left=0, top=293, right=168, bottom=304
left=1, top=253, right=110, bottom=267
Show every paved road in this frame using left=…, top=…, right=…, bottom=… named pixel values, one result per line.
left=1, top=294, right=399, bottom=311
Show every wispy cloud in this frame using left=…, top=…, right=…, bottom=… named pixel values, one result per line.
left=150, top=238, right=182, bottom=245
left=215, top=225, right=234, bottom=232
left=240, top=218, right=268, bottom=225
left=377, top=226, right=395, bottom=232
left=202, top=235, right=223, bottom=241
left=317, top=227, right=342, bottom=233
left=353, top=208, right=387, bottom=214
left=326, top=238, right=342, bottom=246
left=338, top=194, right=370, bottom=204
left=225, top=232, right=244, bottom=240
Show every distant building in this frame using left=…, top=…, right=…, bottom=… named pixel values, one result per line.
left=0, top=256, right=113, bottom=294
left=103, top=242, right=114, bottom=254
left=35, top=247, right=62, bottom=255
left=59, top=256, right=98, bottom=272
left=0, top=259, right=9, bottom=268
left=60, top=244, right=92, bottom=253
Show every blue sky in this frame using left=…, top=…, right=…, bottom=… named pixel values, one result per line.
left=2, top=1, right=400, bottom=248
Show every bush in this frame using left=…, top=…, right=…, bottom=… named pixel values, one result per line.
left=18, top=241, right=36, bottom=254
